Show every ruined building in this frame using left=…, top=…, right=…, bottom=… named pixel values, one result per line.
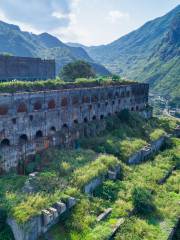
left=0, top=55, right=56, bottom=81
left=0, top=82, right=151, bottom=173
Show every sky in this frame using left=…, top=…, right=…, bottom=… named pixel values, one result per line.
left=0, top=0, right=179, bottom=46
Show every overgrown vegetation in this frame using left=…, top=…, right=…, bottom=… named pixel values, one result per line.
left=0, top=77, right=135, bottom=93
left=0, top=113, right=179, bottom=239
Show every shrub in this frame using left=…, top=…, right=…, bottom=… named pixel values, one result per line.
left=132, top=187, right=156, bottom=216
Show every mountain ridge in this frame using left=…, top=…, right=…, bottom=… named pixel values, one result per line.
left=0, top=21, right=110, bottom=76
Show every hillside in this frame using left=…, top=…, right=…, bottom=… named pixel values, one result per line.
left=82, top=5, right=180, bottom=103
left=0, top=21, right=110, bottom=76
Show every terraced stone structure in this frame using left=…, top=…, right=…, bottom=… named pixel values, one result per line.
left=0, top=82, right=150, bottom=173
left=0, top=55, right=55, bottom=81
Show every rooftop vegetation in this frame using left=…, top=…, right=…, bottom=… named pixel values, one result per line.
left=0, top=77, right=136, bottom=93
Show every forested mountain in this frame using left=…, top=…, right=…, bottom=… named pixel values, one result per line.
left=0, top=21, right=110, bottom=76
left=73, top=5, right=180, bottom=103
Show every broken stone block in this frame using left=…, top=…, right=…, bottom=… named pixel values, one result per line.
left=108, top=170, right=117, bottom=180
left=48, top=207, right=58, bottom=219
left=54, top=202, right=66, bottom=215
left=42, top=209, right=53, bottom=226
left=97, top=208, right=112, bottom=222
left=67, top=197, right=76, bottom=209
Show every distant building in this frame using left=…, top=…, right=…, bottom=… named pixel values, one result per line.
left=0, top=55, right=56, bottom=81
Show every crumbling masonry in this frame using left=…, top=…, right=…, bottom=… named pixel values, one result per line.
left=0, top=82, right=151, bottom=173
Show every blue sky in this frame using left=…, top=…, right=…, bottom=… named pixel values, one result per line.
left=0, top=0, right=179, bottom=45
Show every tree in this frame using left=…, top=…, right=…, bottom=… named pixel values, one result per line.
left=60, top=60, right=96, bottom=82
left=132, top=187, right=156, bottom=216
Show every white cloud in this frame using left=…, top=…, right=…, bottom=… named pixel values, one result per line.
left=108, top=10, right=130, bottom=23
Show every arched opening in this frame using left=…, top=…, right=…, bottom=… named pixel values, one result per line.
left=84, top=117, right=88, bottom=123
left=12, top=118, right=16, bottom=124
left=92, top=95, right=98, bottom=103
left=92, top=115, right=96, bottom=121
left=72, top=96, right=79, bottom=105
left=19, top=134, right=28, bottom=144
left=74, top=119, right=78, bottom=124
left=0, top=139, right=10, bottom=147
left=62, top=123, right=68, bottom=129
left=34, top=101, right=42, bottom=111
left=17, top=102, right=27, bottom=113
left=29, top=115, right=33, bottom=121
left=105, top=102, right=108, bottom=106
left=61, top=97, right=68, bottom=107
left=108, top=113, right=111, bottom=116
left=131, top=107, right=134, bottom=111
left=50, top=126, right=56, bottom=134
left=100, top=115, right=104, bottom=120
left=112, top=101, right=115, bottom=105
left=89, top=105, right=92, bottom=111
left=0, top=105, right=8, bottom=115
left=35, top=130, right=43, bottom=138
left=136, top=106, right=139, bottom=111
left=48, top=99, right=56, bottom=109
left=82, top=96, right=89, bottom=103
left=98, top=103, right=101, bottom=108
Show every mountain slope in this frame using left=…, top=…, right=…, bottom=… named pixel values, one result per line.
left=84, top=5, right=180, bottom=102
left=0, top=21, right=110, bottom=76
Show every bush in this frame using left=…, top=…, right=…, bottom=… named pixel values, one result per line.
left=132, top=187, right=156, bottom=216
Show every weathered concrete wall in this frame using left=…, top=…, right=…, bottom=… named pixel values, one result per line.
left=128, top=136, right=166, bottom=165
left=84, top=165, right=121, bottom=195
left=0, top=82, right=149, bottom=172
left=7, top=197, right=76, bottom=240
left=0, top=55, right=55, bottom=81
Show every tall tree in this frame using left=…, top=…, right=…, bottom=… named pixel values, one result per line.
left=60, top=60, right=96, bottom=82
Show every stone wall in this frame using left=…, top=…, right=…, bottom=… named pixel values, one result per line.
left=7, top=197, right=76, bottom=240
left=0, top=82, right=149, bottom=173
left=0, top=55, right=55, bottom=81
left=128, top=136, right=166, bottom=165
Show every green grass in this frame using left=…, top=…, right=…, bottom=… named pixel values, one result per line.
left=150, top=129, right=166, bottom=141
left=0, top=77, right=135, bottom=93
left=48, top=138, right=180, bottom=240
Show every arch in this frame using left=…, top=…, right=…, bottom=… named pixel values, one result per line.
left=1, top=139, right=10, bottom=147
left=62, top=123, right=68, bottom=129
left=84, top=117, right=88, bottom=123
left=17, top=102, right=27, bottom=113
left=29, top=115, right=33, bottom=121
left=74, top=119, right=79, bottom=124
left=89, top=105, right=92, bottom=111
left=131, top=107, right=134, bottom=111
left=82, top=95, right=89, bottom=103
left=92, top=95, right=98, bottom=103
left=48, top=99, right=56, bottom=109
left=35, top=130, right=43, bottom=138
left=34, top=101, right=42, bottom=111
left=72, top=96, right=79, bottom=105
left=19, top=134, right=28, bottom=143
left=108, top=92, right=113, bottom=99
left=0, top=105, right=8, bottom=115
left=92, top=115, right=96, bottom=121
left=136, top=106, right=139, bottom=111
left=115, top=92, right=119, bottom=98
left=12, top=118, right=16, bottom=124
left=50, top=126, right=56, bottom=134
left=112, top=101, right=115, bottom=105
left=98, top=103, right=101, bottom=108
left=100, top=115, right=104, bottom=120
left=61, top=97, right=68, bottom=107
